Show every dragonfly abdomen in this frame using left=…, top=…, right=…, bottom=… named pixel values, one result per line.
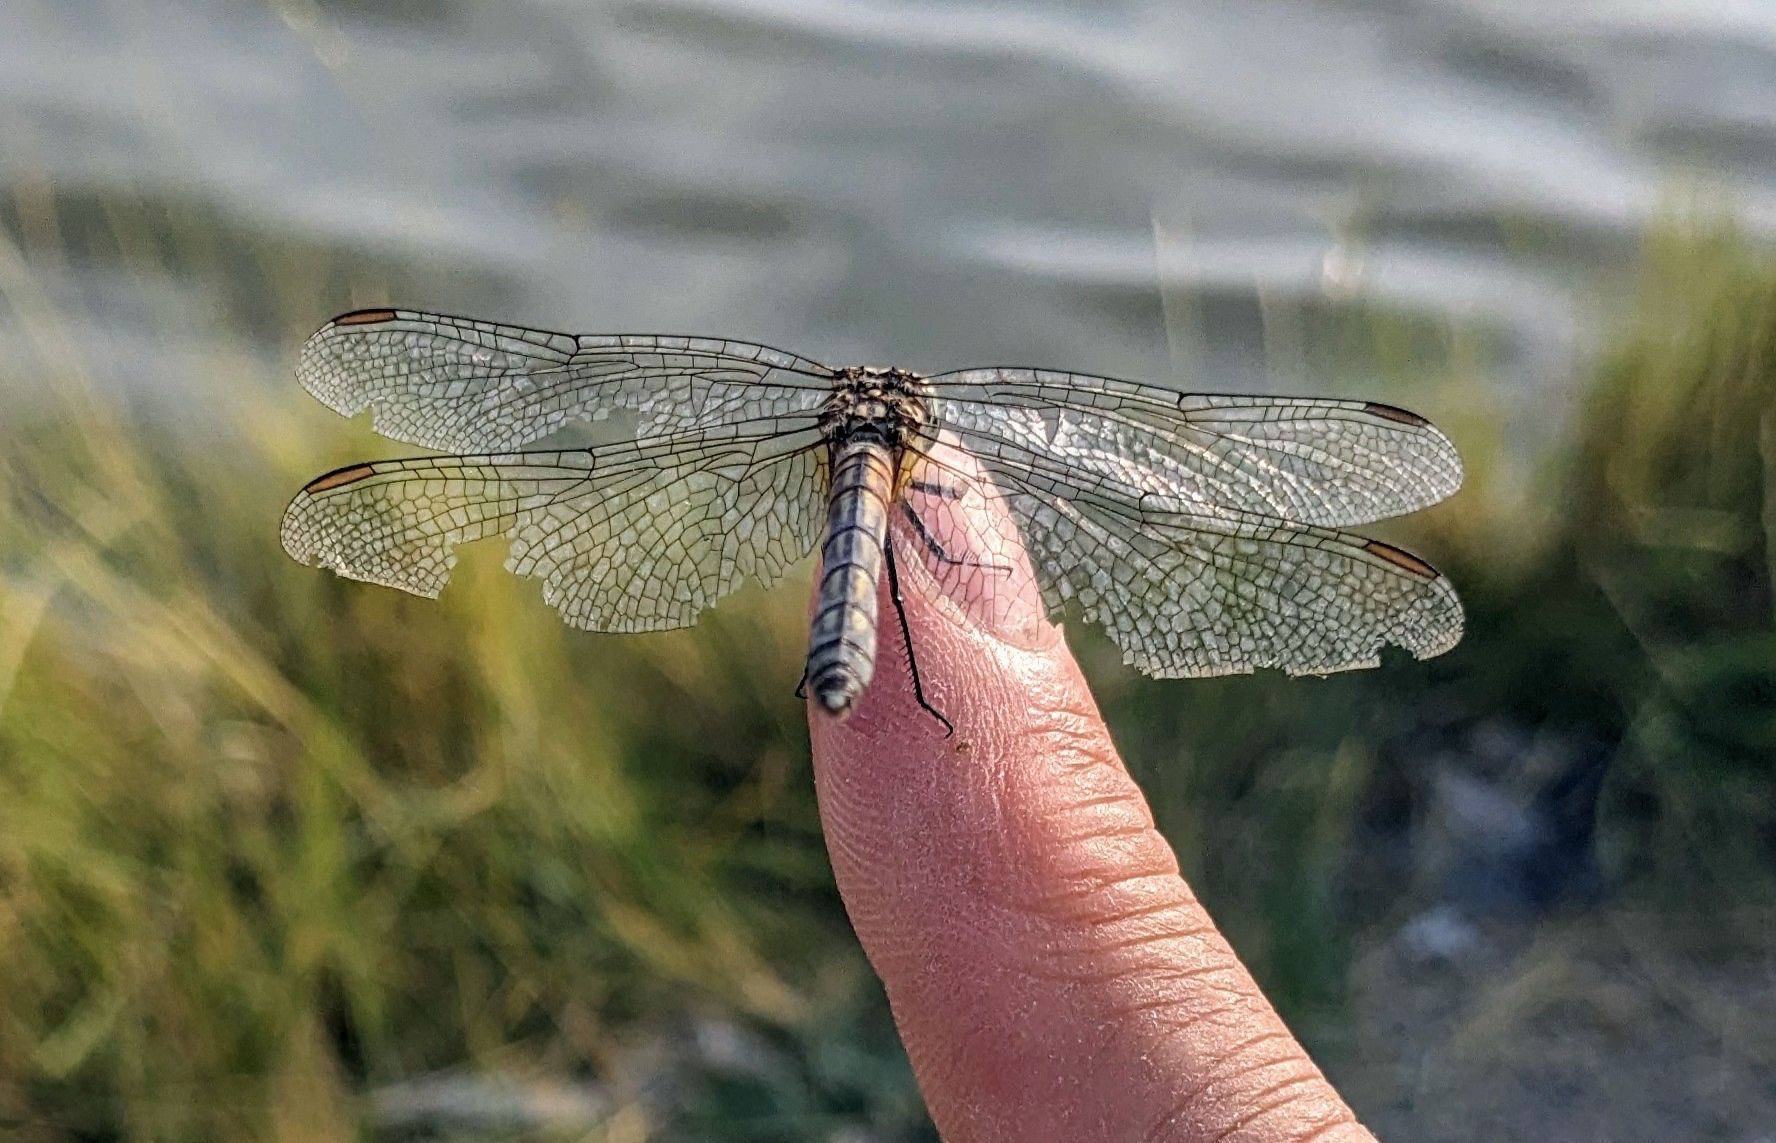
left=805, top=436, right=897, bottom=717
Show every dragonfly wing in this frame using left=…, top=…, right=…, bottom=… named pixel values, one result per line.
left=916, top=424, right=1463, bottom=677
left=281, top=422, right=828, bottom=632
left=927, top=368, right=1461, bottom=528
left=299, top=309, right=836, bottom=452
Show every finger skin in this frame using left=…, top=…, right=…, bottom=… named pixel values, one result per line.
left=807, top=463, right=1374, bottom=1142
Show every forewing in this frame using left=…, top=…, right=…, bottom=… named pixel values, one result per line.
left=927, top=367, right=1461, bottom=528
left=299, top=308, right=836, bottom=451
left=281, top=424, right=827, bottom=632
left=913, top=430, right=1462, bottom=677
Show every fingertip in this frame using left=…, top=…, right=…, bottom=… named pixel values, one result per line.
left=805, top=447, right=1370, bottom=1140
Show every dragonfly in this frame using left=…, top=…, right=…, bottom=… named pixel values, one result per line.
left=282, top=308, right=1464, bottom=730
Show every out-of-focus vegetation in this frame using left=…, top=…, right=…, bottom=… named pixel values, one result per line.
left=1561, top=223, right=1776, bottom=884
left=1, top=218, right=1773, bottom=1139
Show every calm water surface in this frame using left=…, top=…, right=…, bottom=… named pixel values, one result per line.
left=4, top=0, right=1776, bottom=442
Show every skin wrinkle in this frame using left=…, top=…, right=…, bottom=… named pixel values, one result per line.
left=1295, top=1118, right=1375, bottom=1143
left=1108, top=965, right=1264, bottom=1008
left=1028, top=869, right=1185, bottom=912
left=1209, top=1076, right=1337, bottom=1142
left=1191, top=1057, right=1343, bottom=1141
left=1073, top=893, right=1202, bottom=932
left=1032, top=828, right=1180, bottom=887
left=808, top=446, right=1372, bottom=1142
left=1206, top=1083, right=1357, bottom=1143
left=1139, top=1030, right=1300, bottom=1143
left=1045, top=814, right=1161, bottom=848
left=1008, top=921, right=1232, bottom=990
left=1057, top=789, right=1153, bottom=814
left=1052, top=917, right=1219, bottom=962
left=1107, top=986, right=1242, bottom=1025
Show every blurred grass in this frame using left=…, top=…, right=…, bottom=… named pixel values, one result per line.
left=2, top=207, right=1775, bottom=1139
left=1430, top=218, right=1776, bottom=897
left=1562, top=222, right=1776, bottom=887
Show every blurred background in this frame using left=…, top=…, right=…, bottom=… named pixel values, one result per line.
left=3, top=1, right=1775, bottom=1139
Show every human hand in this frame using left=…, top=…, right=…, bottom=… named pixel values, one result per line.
left=807, top=449, right=1374, bottom=1143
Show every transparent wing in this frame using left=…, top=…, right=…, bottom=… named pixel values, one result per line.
left=926, top=367, right=1461, bottom=528
left=298, top=308, right=837, bottom=452
left=281, top=422, right=828, bottom=632
left=908, top=426, right=1462, bottom=678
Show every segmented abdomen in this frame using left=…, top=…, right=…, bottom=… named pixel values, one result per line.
left=805, top=438, right=896, bottom=717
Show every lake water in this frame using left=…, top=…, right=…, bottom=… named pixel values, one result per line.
left=5, top=0, right=1776, bottom=440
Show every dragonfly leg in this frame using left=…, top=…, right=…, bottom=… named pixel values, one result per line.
left=898, top=501, right=1010, bottom=573
left=908, top=478, right=966, bottom=500
left=793, top=668, right=809, bottom=702
left=884, top=536, right=955, bottom=738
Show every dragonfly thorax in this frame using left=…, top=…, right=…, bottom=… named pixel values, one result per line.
left=819, top=366, right=933, bottom=455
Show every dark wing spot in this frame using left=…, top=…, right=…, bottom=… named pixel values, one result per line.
left=331, top=308, right=399, bottom=327
left=304, top=463, right=378, bottom=493
left=1364, top=539, right=1440, bottom=579
left=1362, top=401, right=1431, bottom=427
